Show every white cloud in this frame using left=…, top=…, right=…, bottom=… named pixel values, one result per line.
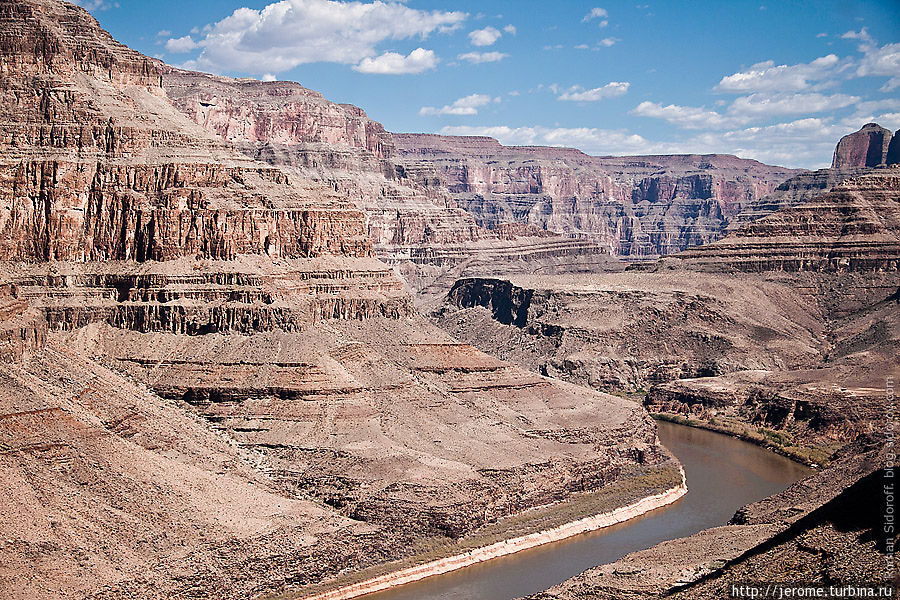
left=582, top=7, right=608, bottom=25
left=598, top=37, right=618, bottom=47
left=632, top=101, right=745, bottom=129
left=179, top=0, right=465, bottom=76
left=165, top=35, right=199, bottom=53
left=261, top=73, right=277, bottom=82
left=855, top=42, right=900, bottom=91
left=420, top=93, right=493, bottom=116
left=575, top=44, right=590, bottom=50
left=503, top=24, right=517, bottom=35
left=557, top=82, right=630, bottom=101
left=72, top=0, right=118, bottom=11
left=457, top=51, right=508, bottom=64
left=728, top=92, right=859, bottom=117
left=715, top=54, right=843, bottom=93
left=633, top=91, right=860, bottom=130
left=842, top=27, right=873, bottom=43
left=439, top=125, right=661, bottom=155
left=157, top=30, right=172, bottom=38
left=354, top=48, right=438, bottom=74
left=469, top=26, right=502, bottom=46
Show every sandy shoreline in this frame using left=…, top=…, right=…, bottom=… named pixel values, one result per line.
left=298, top=467, right=688, bottom=600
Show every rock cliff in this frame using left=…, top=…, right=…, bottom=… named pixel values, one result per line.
left=832, top=122, right=894, bottom=168
left=0, top=2, right=672, bottom=599
left=677, top=170, right=900, bottom=273
left=393, top=134, right=801, bottom=258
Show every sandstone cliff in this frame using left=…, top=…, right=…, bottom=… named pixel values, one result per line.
left=0, top=2, right=672, bottom=599
left=393, top=134, right=801, bottom=258
left=832, top=122, right=895, bottom=168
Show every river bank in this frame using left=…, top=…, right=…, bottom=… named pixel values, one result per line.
left=284, top=422, right=810, bottom=600
left=297, top=472, right=687, bottom=600
left=651, top=412, right=832, bottom=468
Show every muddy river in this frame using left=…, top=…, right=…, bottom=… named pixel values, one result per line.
left=359, top=420, right=812, bottom=600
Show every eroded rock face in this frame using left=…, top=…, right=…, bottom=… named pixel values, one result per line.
left=887, top=129, right=900, bottom=166
left=0, top=2, right=671, bottom=598
left=161, top=68, right=492, bottom=250
left=677, top=170, right=900, bottom=273
left=832, top=123, right=894, bottom=168
left=393, top=134, right=801, bottom=258
left=435, top=271, right=827, bottom=392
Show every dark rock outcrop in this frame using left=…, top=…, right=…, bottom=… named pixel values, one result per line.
left=887, top=128, right=900, bottom=166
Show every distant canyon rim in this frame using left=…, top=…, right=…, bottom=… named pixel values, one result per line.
left=0, top=1, right=896, bottom=600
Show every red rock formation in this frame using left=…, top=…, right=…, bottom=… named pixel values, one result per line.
left=832, top=123, right=893, bottom=168
left=677, top=170, right=900, bottom=273
left=392, top=134, right=800, bottom=258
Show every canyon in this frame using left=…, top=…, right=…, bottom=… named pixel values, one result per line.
left=0, top=1, right=679, bottom=599
left=0, top=0, right=895, bottom=599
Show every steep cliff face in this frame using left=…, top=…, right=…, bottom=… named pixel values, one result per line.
left=677, top=170, right=900, bottom=273
left=393, top=134, right=801, bottom=258
left=162, top=68, right=492, bottom=250
left=0, top=2, right=669, bottom=599
left=832, top=122, right=894, bottom=168
left=0, top=0, right=375, bottom=265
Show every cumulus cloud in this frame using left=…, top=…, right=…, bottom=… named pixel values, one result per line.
left=174, top=0, right=465, bottom=76
left=420, top=93, right=493, bottom=116
left=598, top=37, right=618, bottom=47
left=457, top=51, right=508, bottom=64
left=582, top=7, right=608, bottom=26
left=715, top=54, right=843, bottom=93
left=634, top=91, right=860, bottom=130
left=440, top=124, right=659, bottom=155
left=632, top=101, right=744, bottom=129
left=503, top=24, right=517, bottom=35
left=354, top=48, right=437, bottom=74
left=728, top=92, right=859, bottom=117
left=165, top=35, right=199, bottom=53
left=469, top=26, right=502, bottom=46
left=557, top=82, right=630, bottom=101
left=855, top=42, right=900, bottom=91
left=840, top=28, right=900, bottom=91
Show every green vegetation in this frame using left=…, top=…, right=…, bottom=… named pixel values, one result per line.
left=652, top=412, right=838, bottom=467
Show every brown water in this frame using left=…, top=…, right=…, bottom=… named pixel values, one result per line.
left=359, top=421, right=812, bottom=600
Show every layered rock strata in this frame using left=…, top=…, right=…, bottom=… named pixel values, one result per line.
left=677, top=170, right=900, bottom=273
left=0, top=1, right=673, bottom=599
left=435, top=271, right=827, bottom=392
left=393, top=134, right=800, bottom=258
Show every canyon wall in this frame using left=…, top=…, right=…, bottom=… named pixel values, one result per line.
left=677, top=170, right=900, bottom=273
left=0, top=2, right=675, bottom=599
left=393, top=134, right=801, bottom=258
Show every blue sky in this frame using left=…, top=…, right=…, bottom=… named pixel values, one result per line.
left=77, top=0, right=900, bottom=168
